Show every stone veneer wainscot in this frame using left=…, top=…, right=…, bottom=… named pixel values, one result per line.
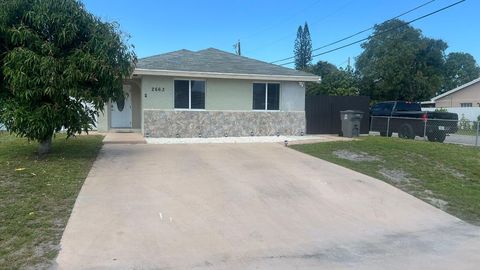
left=144, top=110, right=305, bottom=138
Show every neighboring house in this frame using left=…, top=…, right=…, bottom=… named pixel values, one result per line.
left=432, top=78, right=480, bottom=108
left=97, top=48, right=319, bottom=137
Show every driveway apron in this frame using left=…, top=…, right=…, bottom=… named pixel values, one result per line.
left=56, top=143, right=480, bottom=269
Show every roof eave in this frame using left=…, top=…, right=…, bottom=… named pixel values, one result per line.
left=133, top=68, right=320, bottom=82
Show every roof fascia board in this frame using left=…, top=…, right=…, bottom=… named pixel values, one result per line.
left=133, top=68, right=320, bottom=82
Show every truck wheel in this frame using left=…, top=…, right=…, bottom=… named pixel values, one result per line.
left=399, top=124, right=415, bottom=140
left=427, top=132, right=446, bottom=143
left=436, top=132, right=446, bottom=143
left=380, top=132, right=392, bottom=137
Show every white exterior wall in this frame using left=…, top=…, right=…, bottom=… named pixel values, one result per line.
left=424, top=107, right=480, bottom=121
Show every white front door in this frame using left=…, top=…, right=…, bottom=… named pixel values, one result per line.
left=111, top=85, right=132, bottom=128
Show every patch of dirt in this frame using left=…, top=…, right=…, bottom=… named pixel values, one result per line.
left=378, top=168, right=410, bottom=184
left=422, top=190, right=449, bottom=211
left=424, top=189, right=433, bottom=195
left=33, top=241, right=59, bottom=258
left=333, top=150, right=381, bottom=162
left=440, top=167, right=465, bottom=179
left=425, top=197, right=448, bottom=211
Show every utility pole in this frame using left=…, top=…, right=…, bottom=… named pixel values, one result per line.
left=233, top=40, right=241, bottom=56
left=347, top=57, right=351, bottom=68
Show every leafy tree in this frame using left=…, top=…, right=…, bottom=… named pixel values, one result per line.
left=306, top=61, right=359, bottom=96
left=356, top=19, right=446, bottom=102
left=0, top=0, right=136, bottom=154
left=294, top=22, right=312, bottom=70
left=442, top=52, right=480, bottom=92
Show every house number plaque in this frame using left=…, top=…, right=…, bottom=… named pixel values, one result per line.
left=151, top=87, right=165, bottom=92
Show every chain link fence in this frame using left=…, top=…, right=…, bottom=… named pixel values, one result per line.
left=370, top=116, right=480, bottom=147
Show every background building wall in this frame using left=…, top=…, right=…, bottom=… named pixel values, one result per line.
left=436, top=82, right=480, bottom=108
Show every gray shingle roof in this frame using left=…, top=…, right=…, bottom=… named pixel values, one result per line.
left=136, top=48, right=316, bottom=77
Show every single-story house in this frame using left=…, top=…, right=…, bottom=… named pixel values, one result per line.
left=431, top=77, right=480, bottom=108
left=97, top=48, right=320, bottom=137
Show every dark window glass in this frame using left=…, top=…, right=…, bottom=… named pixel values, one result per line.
left=383, top=103, right=394, bottom=114
left=116, top=95, right=125, bottom=112
left=372, top=102, right=394, bottom=115
left=267, top=83, right=280, bottom=110
left=174, top=80, right=189, bottom=109
left=191, top=80, right=205, bottom=109
left=253, top=83, right=266, bottom=110
left=371, top=104, right=384, bottom=114
left=395, top=102, right=421, bottom=112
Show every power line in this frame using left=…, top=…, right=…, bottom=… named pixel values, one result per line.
left=247, top=0, right=355, bottom=54
left=240, top=0, right=323, bottom=41
left=277, top=0, right=466, bottom=66
left=271, top=0, right=438, bottom=64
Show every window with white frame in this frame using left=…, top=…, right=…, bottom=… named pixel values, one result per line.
left=252, top=83, right=280, bottom=110
left=460, top=103, right=473, bottom=107
left=174, top=80, right=205, bottom=109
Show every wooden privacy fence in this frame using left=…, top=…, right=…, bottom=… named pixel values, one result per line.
left=305, top=95, right=370, bottom=134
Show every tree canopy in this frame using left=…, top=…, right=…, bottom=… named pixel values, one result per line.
left=294, top=22, right=312, bottom=70
left=356, top=19, right=447, bottom=102
left=0, top=0, right=136, bottom=154
left=442, top=52, right=480, bottom=92
left=306, top=61, right=359, bottom=96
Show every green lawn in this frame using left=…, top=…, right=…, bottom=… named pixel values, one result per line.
left=0, top=132, right=103, bottom=269
left=292, top=136, right=480, bottom=225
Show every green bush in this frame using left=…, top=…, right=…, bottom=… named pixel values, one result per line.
left=458, top=114, right=473, bottom=131
left=435, top=107, right=448, bottom=112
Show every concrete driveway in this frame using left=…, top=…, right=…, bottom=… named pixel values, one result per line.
left=56, top=143, right=480, bottom=269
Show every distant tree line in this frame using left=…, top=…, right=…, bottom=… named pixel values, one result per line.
left=293, top=19, right=480, bottom=102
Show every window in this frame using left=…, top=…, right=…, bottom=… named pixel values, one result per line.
left=371, top=102, right=394, bottom=115
left=191, top=80, right=205, bottom=109
left=461, top=103, right=472, bottom=107
left=174, top=80, right=205, bottom=109
left=253, top=83, right=280, bottom=110
left=174, top=80, right=189, bottom=109
left=253, top=83, right=266, bottom=110
left=394, top=102, right=421, bottom=112
left=267, top=83, right=280, bottom=110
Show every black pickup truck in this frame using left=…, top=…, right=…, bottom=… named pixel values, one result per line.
left=370, top=101, right=458, bottom=143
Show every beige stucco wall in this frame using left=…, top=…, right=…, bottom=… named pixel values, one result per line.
left=98, top=75, right=306, bottom=133
left=130, top=83, right=142, bottom=129
left=140, top=76, right=305, bottom=111
left=97, top=81, right=141, bottom=132
left=96, top=104, right=109, bottom=132
left=206, top=79, right=252, bottom=110
left=436, top=81, right=480, bottom=107
left=280, top=81, right=305, bottom=111
left=141, top=75, right=174, bottom=110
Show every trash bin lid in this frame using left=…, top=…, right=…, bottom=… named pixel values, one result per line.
left=340, top=110, right=364, bottom=114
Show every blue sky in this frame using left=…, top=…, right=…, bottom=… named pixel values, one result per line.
left=82, top=0, right=479, bottom=69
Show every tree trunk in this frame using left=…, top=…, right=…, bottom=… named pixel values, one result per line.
left=38, top=136, right=52, bottom=155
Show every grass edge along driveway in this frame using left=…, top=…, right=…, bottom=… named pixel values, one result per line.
left=292, top=136, right=480, bottom=225
left=0, top=133, right=103, bottom=269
